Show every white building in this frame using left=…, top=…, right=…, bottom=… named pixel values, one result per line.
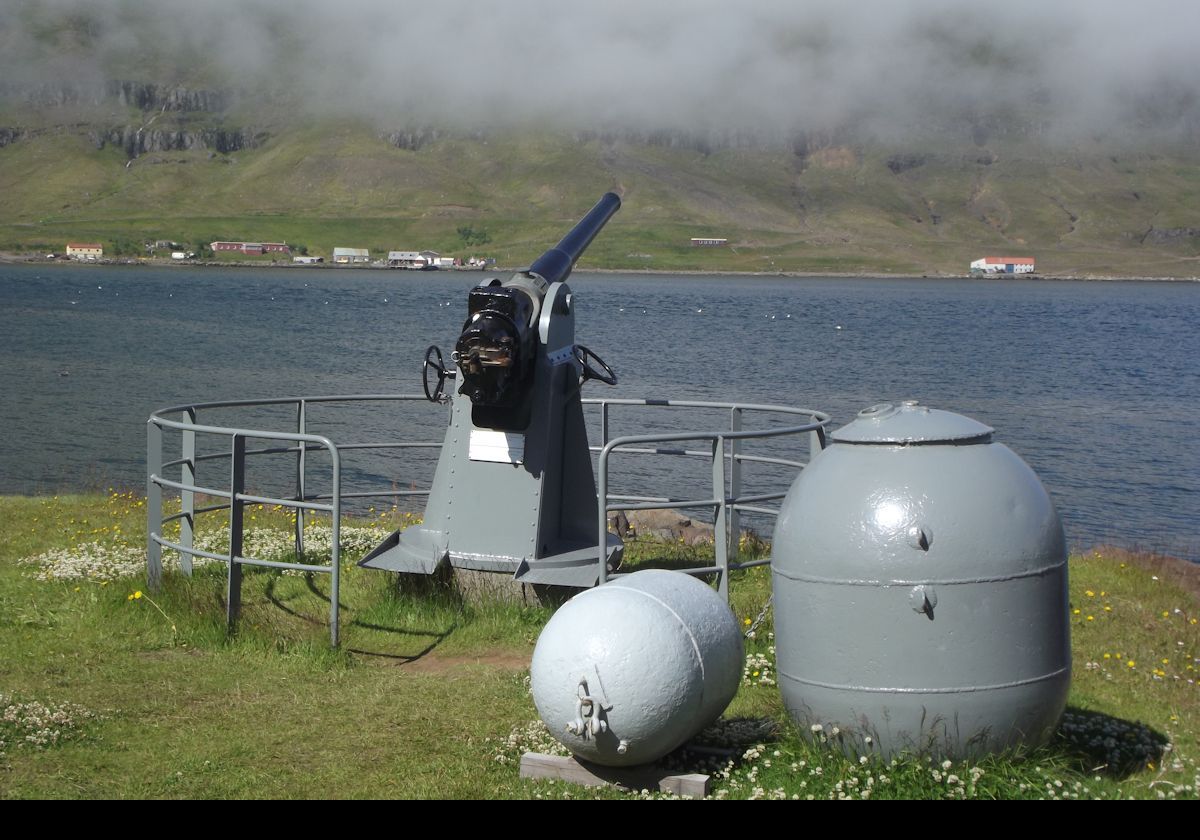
left=333, top=247, right=370, bottom=264
left=387, top=250, right=428, bottom=268
left=970, top=256, right=1036, bottom=275
left=66, top=242, right=104, bottom=260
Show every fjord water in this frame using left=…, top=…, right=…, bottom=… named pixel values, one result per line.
left=1, top=263, right=1196, bottom=560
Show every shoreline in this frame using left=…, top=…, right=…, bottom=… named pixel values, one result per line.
left=2, top=252, right=1198, bottom=283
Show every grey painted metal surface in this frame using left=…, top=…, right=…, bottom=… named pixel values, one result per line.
left=360, top=280, right=617, bottom=585
left=357, top=193, right=830, bottom=592
left=771, top=401, right=1070, bottom=759
left=361, top=195, right=623, bottom=586
left=831, top=401, right=993, bottom=444
left=530, top=569, right=743, bottom=767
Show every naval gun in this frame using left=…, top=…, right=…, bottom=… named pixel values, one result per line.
left=360, top=193, right=623, bottom=587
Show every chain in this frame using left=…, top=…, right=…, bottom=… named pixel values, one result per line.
left=744, top=593, right=773, bottom=638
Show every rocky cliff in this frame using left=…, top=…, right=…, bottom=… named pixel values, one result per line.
left=0, top=79, right=262, bottom=157
left=108, top=81, right=230, bottom=113
left=90, top=126, right=266, bottom=156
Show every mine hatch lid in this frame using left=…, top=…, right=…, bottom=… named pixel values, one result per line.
left=831, top=401, right=994, bottom=445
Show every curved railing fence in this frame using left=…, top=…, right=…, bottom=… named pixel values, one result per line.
left=147, top=395, right=830, bottom=646
left=589, top=399, right=829, bottom=599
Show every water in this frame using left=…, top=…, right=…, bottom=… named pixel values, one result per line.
left=1, top=263, right=1197, bottom=559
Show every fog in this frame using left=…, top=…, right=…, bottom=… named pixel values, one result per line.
left=3, top=0, right=1199, bottom=142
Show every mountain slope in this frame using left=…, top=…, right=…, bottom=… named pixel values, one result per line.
left=2, top=102, right=1198, bottom=276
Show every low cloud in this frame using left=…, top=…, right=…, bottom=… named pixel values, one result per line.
left=3, top=0, right=1199, bottom=142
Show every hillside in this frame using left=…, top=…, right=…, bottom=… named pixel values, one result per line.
left=2, top=87, right=1199, bottom=276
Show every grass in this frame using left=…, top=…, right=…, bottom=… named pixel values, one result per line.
left=1, top=492, right=1197, bottom=799
left=3, top=123, right=1200, bottom=276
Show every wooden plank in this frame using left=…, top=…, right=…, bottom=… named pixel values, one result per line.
left=520, top=752, right=709, bottom=798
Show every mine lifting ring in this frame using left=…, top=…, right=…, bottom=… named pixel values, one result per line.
left=422, top=345, right=453, bottom=404
left=574, top=344, right=618, bottom=386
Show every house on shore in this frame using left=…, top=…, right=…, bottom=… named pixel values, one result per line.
left=66, top=243, right=104, bottom=260
left=333, top=247, right=370, bottom=264
left=387, top=250, right=457, bottom=268
left=970, top=256, right=1036, bottom=275
left=387, top=250, right=428, bottom=268
left=690, top=237, right=728, bottom=247
left=427, top=252, right=459, bottom=268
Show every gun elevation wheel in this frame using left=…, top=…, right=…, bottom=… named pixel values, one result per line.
left=574, top=344, right=617, bottom=386
left=423, top=345, right=451, bottom=403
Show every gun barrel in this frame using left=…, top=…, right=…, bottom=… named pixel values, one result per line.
left=527, top=192, right=621, bottom=286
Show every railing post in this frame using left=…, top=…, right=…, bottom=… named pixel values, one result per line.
left=180, top=408, right=196, bottom=575
left=227, top=435, right=246, bottom=635
left=329, top=443, right=341, bottom=648
left=147, top=420, right=163, bottom=592
left=728, top=407, right=742, bottom=566
left=295, top=400, right=306, bottom=562
left=712, top=435, right=729, bottom=601
left=601, top=401, right=610, bottom=448
left=597, top=445, right=610, bottom=585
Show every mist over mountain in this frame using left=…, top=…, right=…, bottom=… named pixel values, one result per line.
left=3, top=2, right=1199, bottom=277
left=3, top=0, right=1199, bottom=144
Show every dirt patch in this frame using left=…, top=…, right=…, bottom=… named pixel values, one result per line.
left=393, top=652, right=529, bottom=674
left=1089, top=545, right=1200, bottom=602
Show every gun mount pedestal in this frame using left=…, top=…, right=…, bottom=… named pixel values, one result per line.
left=361, top=194, right=623, bottom=588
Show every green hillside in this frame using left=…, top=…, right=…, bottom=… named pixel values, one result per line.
left=2, top=106, right=1199, bottom=276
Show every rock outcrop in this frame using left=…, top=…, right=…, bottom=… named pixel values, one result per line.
left=96, top=126, right=266, bottom=157
left=379, top=127, right=445, bottom=151
left=1140, top=226, right=1200, bottom=245
left=1, top=81, right=232, bottom=113
left=0, top=127, right=25, bottom=148
left=107, top=81, right=229, bottom=113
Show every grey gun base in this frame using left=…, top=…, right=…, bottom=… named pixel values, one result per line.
left=359, top=525, right=623, bottom=588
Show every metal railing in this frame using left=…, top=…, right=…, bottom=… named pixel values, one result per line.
left=147, top=394, right=830, bottom=646
left=587, top=399, right=830, bottom=597
left=147, top=395, right=444, bottom=646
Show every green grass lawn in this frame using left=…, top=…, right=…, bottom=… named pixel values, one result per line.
left=1, top=493, right=1196, bottom=799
